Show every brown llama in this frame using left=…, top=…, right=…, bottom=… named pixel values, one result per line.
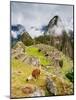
left=32, top=68, right=40, bottom=79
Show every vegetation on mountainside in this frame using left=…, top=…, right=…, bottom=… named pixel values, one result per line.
left=26, top=46, right=50, bottom=66
left=66, top=69, right=74, bottom=83
left=11, top=43, right=73, bottom=98
left=21, top=32, right=34, bottom=46
left=35, top=35, right=50, bottom=44
left=11, top=57, right=73, bottom=97
left=11, top=58, right=46, bottom=97
left=34, top=31, right=73, bottom=59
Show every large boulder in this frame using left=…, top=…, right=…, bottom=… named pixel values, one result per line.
left=13, top=41, right=25, bottom=53
left=24, top=56, right=40, bottom=67
left=21, top=84, right=45, bottom=97
left=12, top=41, right=26, bottom=59
left=31, top=87, right=45, bottom=97
left=46, top=76, right=57, bottom=95
left=21, top=84, right=35, bottom=94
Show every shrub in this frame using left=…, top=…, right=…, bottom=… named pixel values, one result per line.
left=66, top=69, right=74, bottom=83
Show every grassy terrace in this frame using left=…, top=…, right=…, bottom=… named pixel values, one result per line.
left=26, top=46, right=50, bottom=66
left=25, top=46, right=73, bottom=75
left=11, top=58, right=46, bottom=98
left=11, top=44, right=73, bottom=97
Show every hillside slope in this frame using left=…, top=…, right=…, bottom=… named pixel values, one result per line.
left=11, top=42, right=73, bottom=98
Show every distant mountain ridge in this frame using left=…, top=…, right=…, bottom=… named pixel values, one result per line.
left=11, top=24, right=33, bottom=47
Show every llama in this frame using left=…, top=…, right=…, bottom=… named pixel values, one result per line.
left=32, top=68, right=40, bottom=79
left=26, top=68, right=40, bottom=81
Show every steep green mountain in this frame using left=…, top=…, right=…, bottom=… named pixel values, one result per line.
left=35, top=16, right=74, bottom=59
left=11, top=24, right=33, bottom=47
left=20, top=32, right=33, bottom=46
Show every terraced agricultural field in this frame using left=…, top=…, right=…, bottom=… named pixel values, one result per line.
left=11, top=43, right=73, bottom=98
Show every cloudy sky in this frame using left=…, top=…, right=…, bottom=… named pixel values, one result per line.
left=11, top=2, right=73, bottom=38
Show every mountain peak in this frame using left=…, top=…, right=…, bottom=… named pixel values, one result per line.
left=47, top=15, right=64, bottom=36
left=48, top=15, right=59, bottom=27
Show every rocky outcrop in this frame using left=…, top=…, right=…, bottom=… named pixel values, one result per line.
left=21, top=84, right=35, bottom=94
left=36, top=44, right=62, bottom=68
left=46, top=76, right=57, bottom=95
left=47, top=15, right=64, bottom=36
left=12, top=41, right=25, bottom=55
left=31, top=87, right=45, bottom=97
left=21, top=84, right=45, bottom=97
left=24, top=56, right=40, bottom=67
left=12, top=42, right=40, bottom=67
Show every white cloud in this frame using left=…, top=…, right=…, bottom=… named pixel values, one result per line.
left=11, top=2, right=73, bottom=38
left=11, top=31, right=17, bottom=38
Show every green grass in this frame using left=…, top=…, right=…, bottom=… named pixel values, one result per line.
left=11, top=44, right=73, bottom=97
left=26, top=46, right=50, bottom=66
left=25, top=46, right=73, bottom=75
left=11, top=57, right=73, bottom=97
left=11, top=58, right=46, bottom=98
left=60, top=54, right=73, bottom=75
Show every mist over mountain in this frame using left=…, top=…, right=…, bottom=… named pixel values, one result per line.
left=45, top=15, right=73, bottom=59
left=11, top=24, right=33, bottom=47
left=35, top=15, right=74, bottom=59
left=11, top=24, right=26, bottom=38
left=11, top=15, right=74, bottom=59
left=41, top=15, right=73, bottom=37
left=46, top=15, right=64, bottom=36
